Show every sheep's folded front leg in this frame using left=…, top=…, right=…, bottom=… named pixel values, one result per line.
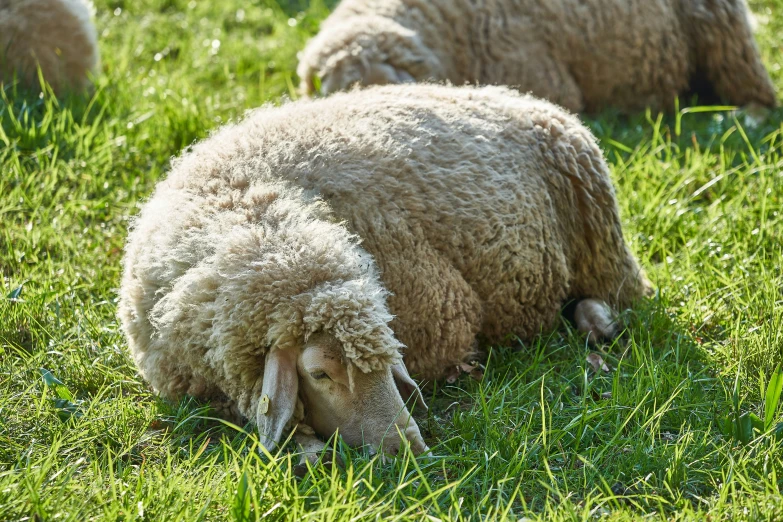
left=292, top=425, right=343, bottom=476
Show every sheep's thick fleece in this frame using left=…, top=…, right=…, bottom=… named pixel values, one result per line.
left=0, top=0, right=99, bottom=93
left=119, top=85, right=650, bottom=424
left=298, top=0, right=777, bottom=113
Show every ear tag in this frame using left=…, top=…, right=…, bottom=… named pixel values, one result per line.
left=260, top=394, right=270, bottom=415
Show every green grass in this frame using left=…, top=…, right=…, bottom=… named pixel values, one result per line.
left=1, top=0, right=783, bottom=519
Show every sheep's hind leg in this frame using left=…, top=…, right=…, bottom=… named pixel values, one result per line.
left=573, top=298, right=619, bottom=344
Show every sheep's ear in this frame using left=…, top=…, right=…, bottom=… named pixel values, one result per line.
left=391, top=361, right=428, bottom=413
left=257, top=347, right=299, bottom=453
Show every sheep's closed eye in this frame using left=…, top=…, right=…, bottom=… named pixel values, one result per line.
left=310, top=371, right=331, bottom=381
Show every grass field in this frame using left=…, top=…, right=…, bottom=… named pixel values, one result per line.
left=1, top=0, right=783, bottom=519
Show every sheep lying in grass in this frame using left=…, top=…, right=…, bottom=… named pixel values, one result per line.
left=119, top=84, right=651, bottom=459
left=0, top=0, right=99, bottom=94
left=297, top=0, right=777, bottom=113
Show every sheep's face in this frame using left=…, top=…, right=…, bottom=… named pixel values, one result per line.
left=297, top=333, right=429, bottom=456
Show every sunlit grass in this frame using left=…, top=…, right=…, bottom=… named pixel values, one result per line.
left=1, top=0, right=782, bottom=519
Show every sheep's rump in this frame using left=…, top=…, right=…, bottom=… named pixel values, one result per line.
left=0, top=0, right=99, bottom=93
left=298, top=0, right=777, bottom=113
left=120, top=85, right=649, bottom=387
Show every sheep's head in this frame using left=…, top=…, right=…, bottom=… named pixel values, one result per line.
left=257, top=332, right=429, bottom=458
left=297, top=16, right=443, bottom=96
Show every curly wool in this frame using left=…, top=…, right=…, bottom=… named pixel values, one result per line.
left=267, top=279, right=404, bottom=371
left=120, top=145, right=402, bottom=422
left=0, top=0, right=99, bottom=94
left=298, top=0, right=777, bottom=113
left=119, top=85, right=650, bottom=421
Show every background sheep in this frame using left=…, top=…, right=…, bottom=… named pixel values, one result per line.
left=119, top=84, right=650, bottom=456
left=297, top=0, right=777, bottom=113
left=0, top=0, right=100, bottom=93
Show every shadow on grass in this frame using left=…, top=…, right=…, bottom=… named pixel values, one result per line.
left=413, top=294, right=746, bottom=515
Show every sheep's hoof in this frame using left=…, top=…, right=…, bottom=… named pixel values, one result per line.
left=574, top=299, right=618, bottom=343
left=294, top=450, right=344, bottom=477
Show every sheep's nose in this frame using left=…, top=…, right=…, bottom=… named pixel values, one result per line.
left=385, top=431, right=429, bottom=457
left=378, top=436, right=402, bottom=456
left=409, top=438, right=429, bottom=456
left=377, top=438, right=405, bottom=458
left=375, top=436, right=429, bottom=460
left=402, top=423, right=429, bottom=456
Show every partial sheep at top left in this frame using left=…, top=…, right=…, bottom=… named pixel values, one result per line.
left=0, top=0, right=100, bottom=94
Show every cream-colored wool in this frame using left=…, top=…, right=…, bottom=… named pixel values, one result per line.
left=298, top=0, right=777, bottom=113
left=0, top=0, right=99, bottom=93
left=119, top=85, right=650, bottom=436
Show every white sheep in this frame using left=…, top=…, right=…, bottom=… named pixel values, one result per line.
left=119, top=84, right=651, bottom=458
left=297, top=0, right=777, bottom=113
left=0, top=0, right=100, bottom=94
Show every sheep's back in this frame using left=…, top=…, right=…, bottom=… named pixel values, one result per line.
left=528, top=0, right=690, bottom=112
left=121, top=85, right=644, bottom=391
left=222, top=85, right=624, bottom=304
left=320, top=0, right=692, bottom=112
